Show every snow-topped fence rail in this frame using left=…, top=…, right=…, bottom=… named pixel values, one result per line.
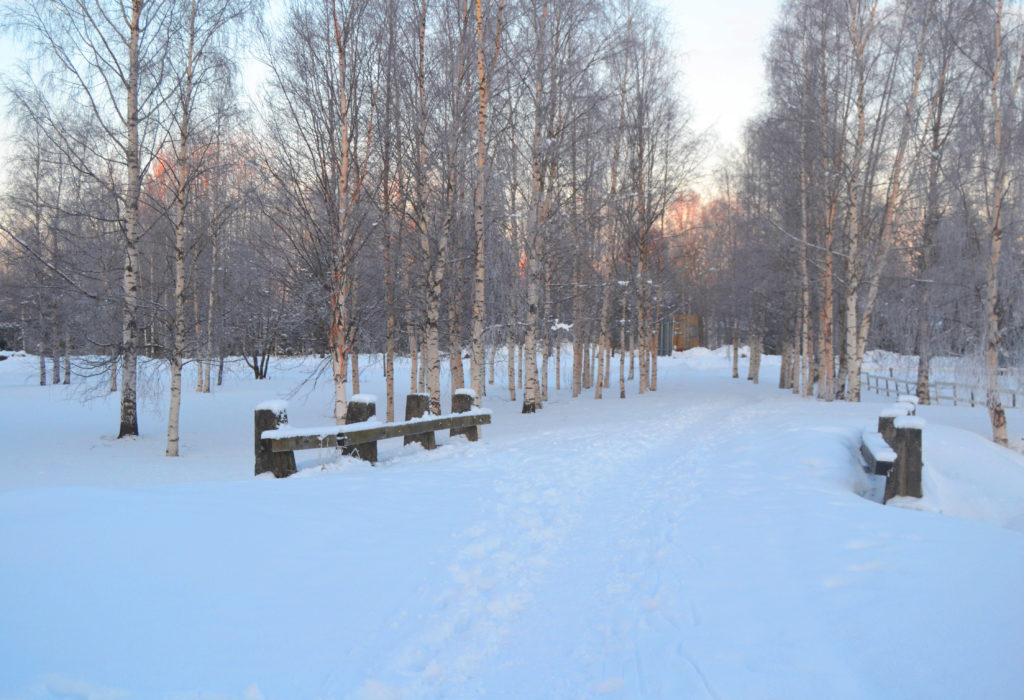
left=254, top=391, right=491, bottom=477
left=861, top=371, right=1019, bottom=408
left=860, top=395, right=924, bottom=503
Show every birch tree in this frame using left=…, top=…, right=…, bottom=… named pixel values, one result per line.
left=164, top=0, right=254, bottom=456
left=4, top=0, right=177, bottom=437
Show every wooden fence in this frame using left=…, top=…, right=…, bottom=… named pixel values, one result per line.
left=861, top=372, right=1019, bottom=408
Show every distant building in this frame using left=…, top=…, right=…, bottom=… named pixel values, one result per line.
left=672, top=314, right=703, bottom=352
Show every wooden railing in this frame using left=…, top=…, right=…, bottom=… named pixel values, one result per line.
left=861, top=372, right=1019, bottom=408
left=254, top=391, right=490, bottom=478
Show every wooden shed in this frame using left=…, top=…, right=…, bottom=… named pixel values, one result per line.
left=672, top=314, right=703, bottom=352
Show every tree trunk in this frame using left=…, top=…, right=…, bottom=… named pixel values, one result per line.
left=51, top=345, right=60, bottom=385
left=166, top=158, right=189, bottom=456
left=604, top=345, right=610, bottom=388
left=408, top=325, right=419, bottom=394
left=732, top=325, right=739, bottom=379
left=167, top=20, right=195, bottom=457
left=118, top=0, right=143, bottom=439
left=619, top=298, right=627, bottom=399
left=384, top=243, right=396, bottom=420
left=507, top=335, right=516, bottom=401
left=748, top=333, right=762, bottom=385
left=572, top=326, right=583, bottom=397
left=780, top=340, right=792, bottom=390
left=582, top=336, right=592, bottom=390
left=818, top=246, right=834, bottom=401
left=423, top=267, right=443, bottom=415
left=449, top=264, right=465, bottom=396
left=330, top=276, right=350, bottom=423
left=981, top=0, right=1017, bottom=447
left=62, top=330, right=70, bottom=384
left=518, top=342, right=524, bottom=389
left=650, top=334, right=658, bottom=391
left=470, top=0, right=501, bottom=408
left=555, top=340, right=560, bottom=391
left=202, top=224, right=218, bottom=394
left=38, top=321, right=46, bottom=386
left=351, top=344, right=360, bottom=395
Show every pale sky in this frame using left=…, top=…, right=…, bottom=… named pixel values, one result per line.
left=655, top=0, right=782, bottom=168
left=0, top=1, right=780, bottom=181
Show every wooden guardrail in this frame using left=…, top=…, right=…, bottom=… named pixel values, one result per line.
left=861, top=372, right=1019, bottom=408
left=860, top=395, right=924, bottom=503
left=254, top=390, right=491, bottom=478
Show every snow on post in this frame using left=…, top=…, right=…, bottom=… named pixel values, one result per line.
left=878, top=402, right=914, bottom=445
left=255, top=401, right=296, bottom=478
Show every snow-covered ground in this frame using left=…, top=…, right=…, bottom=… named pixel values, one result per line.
left=1, top=348, right=1022, bottom=699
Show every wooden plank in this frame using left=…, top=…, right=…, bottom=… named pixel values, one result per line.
left=270, top=433, right=340, bottom=452
left=340, top=413, right=491, bottom=446
left=269, top=413, right=491, bottom=453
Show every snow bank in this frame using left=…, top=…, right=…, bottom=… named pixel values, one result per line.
left=1, top=350, right=1023, bottom=698
left=890, top=424, right=1024, bottom=531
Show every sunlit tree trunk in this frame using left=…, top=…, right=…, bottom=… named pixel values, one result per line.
left=118, top=0, right=144, bottom=439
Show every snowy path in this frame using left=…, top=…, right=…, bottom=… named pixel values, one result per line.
left=347, top=378, right=1022, bottom=699
left=362, top=392, right=726, bottom=697
left=1, top=354, right=1023, bottom=699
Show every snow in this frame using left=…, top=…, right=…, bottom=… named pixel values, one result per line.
left=895, top=415, right=927, bottom=430
left=255, top=399, right=288, bottom=413
left=895, top=400, right=918, bottom=414
left=861, top=429, right=898, bottom=463
left=879, top=405, right=911, bottom=418
left=897, top=394, right=920, bottom=405
left=1, top=348, right=1023, bottom=698
left=351, top=393, right=378, bottom=405
left=454, top=388, right=476, bottom=398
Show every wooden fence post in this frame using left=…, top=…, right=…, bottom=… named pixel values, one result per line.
left=343, top=395, right=377, bottom=463
left=878, top=414, right=897, bottom=447
left=450, top=389, right=479, bottom=441
left=883, top=416, right=924, bottom=503
left=255, top=401, right=297, bottom=478
left=404, top=393, right=436, bottom=450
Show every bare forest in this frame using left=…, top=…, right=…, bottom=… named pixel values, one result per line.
left=1, top=0, right=1022, bottom=449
